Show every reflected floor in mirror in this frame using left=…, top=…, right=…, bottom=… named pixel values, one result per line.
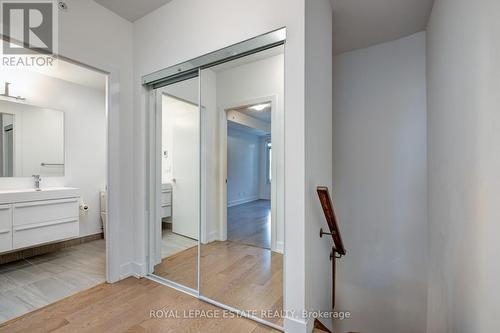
left=161, top=227, right=198, bottom=258
left=228, top=200, right=271, bottom=249
left=156, top=240, right=283, bottom=326
left=201, top=241, right=283, bottom=325
left=201, top=242, right=283, bottom=326
left=154, top=227, right=198, bottom=290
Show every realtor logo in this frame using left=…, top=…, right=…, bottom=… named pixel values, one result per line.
left=1, top=0, right=55, bottom=55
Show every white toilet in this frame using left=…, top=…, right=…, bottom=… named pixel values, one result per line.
left=100, top=191, right=107, bottom=239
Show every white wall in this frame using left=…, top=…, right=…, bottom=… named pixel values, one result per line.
left=133, top=0, right=308, bottom=330
left=332, top=33, right=427, bottom=333
left=227, top=126, right=261, bottom=206
left=304, top=0, right=334, bottom=330
left=0, top=70, right=107, bottom=238
left=426, top=1, right=500, bottom=332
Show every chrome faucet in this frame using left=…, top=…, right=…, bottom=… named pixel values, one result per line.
left=32, top=175, right=41, bottom=191
left=1, top=82, right=25, bottom=101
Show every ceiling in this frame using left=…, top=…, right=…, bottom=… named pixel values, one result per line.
left=93, top=0, right=434, bottom=55
left=331, top=0, right=435, bottom=54
left=235, top=105, right=271, bottom=123
left=94, top=0, right=173, bottom=22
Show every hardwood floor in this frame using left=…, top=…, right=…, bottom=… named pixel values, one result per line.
left=152, top=201, right=282, bottom=327
left=154, top=244, right=198, bottom=290
left=0, top=277, right=280, bottom=333
left=228, top=200, right=271, bottom=249
left=154, top=240, right=283, bottom=326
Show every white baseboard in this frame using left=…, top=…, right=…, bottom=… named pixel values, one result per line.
left=259, top=194, right=271, bottom=200
left=274, top=241, right=284, bottom=254
left=208, top=230, right=218, bottom=242
left=119, top=261, right=147, bottom=280
left=227, top=196, right=259, bottom=207
left=284, top=316, right=310, bottom=333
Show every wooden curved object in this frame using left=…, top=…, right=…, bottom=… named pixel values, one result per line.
left=317, top=186, right=346, bottom=310
left=317, top=186, right=345, bottom=255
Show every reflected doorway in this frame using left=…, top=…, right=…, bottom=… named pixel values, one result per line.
left=226, top=102, right=272, bottom=250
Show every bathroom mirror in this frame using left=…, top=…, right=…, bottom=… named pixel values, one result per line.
left=0, top=100, right=65, bottom=177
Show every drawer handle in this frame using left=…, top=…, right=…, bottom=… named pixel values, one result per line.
left=0, top=229, right=10, bottom=234
left=14, top=218, right=77, bottom=232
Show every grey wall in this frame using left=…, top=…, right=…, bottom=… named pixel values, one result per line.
left=332, top=32, right=428, bottom=333
left=426, top=0, right=500, bottom=332
left=227, top=126, right=261, bottom=206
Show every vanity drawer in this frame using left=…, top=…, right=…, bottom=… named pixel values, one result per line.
left=13, top=218, right=79, bottom=250
left=160, top=191, right=172, bottom=206
left=0, top=205, right=12, bottom=252
left=13, top=198, right=79, bottom=226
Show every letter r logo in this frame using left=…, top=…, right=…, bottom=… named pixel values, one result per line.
left=2, top=1, right=53, bottom=54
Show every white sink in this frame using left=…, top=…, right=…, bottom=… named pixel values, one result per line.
left=0, top=187, right=80, bottom=204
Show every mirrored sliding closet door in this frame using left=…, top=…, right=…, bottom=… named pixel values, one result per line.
left=150, top=75, right=200, bottom=291
left=199, top=44, right=285, bottom=327
left=146, top=28, right=285, bottom=330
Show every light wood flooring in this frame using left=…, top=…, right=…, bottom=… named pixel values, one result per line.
left=0, top=240, right=106, bottom=323
left=154, top=240, right=283, bottom=326
left=228, top=200, right=271, bottom=249
left=0, top=277, right=280, bottom=333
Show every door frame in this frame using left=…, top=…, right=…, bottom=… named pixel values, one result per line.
left=218, top=95, right=281, bottom=252
left=0, top=36, right=115, bottom=282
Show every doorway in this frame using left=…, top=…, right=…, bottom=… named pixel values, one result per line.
left=0, top=58, right=108, bottom=323
left=224, top=102, right=274, bottom=251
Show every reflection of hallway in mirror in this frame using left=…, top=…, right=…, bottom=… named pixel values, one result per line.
left=228, top=200, right=271, bottom=249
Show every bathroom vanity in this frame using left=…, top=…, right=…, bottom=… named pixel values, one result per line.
left=160, top=183, right=172, bottom=219
left=0, top=187, right=80, bottom=253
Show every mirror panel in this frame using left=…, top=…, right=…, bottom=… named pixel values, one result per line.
left=152, top=76, right=200, bottom=291
left=199, top=45, right=284, bottom=326
left=0, top=100, right=64, bottom=177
